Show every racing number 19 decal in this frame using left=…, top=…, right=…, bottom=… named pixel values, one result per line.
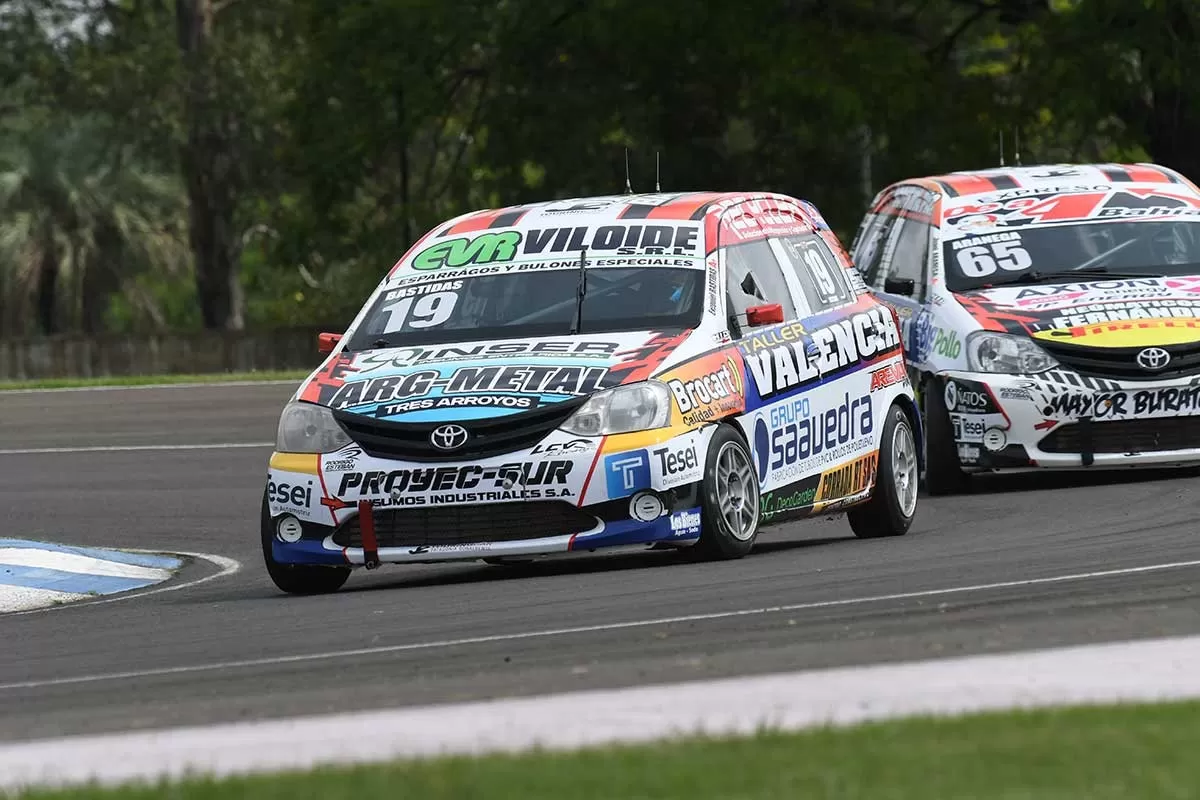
left=379, top=291, right=458, bottom=331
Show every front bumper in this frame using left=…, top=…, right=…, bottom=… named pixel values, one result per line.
left=264, top=428, right=712, bottom=566
left=937, top=370, right=1200, bottom=470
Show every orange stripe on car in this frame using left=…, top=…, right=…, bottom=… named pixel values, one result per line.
left=934, top=174, right=1001, bottom=197
left=645, top=192, right=724, bottom=220
left=1124, top=165, right=1175, bottom=183
left=444, top=210, right=506, bottom=235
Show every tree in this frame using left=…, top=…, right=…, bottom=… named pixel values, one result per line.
left=0, top=115, right=188, bottom=336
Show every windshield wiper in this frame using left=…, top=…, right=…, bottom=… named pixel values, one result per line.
left=569, top=247, right=587, bottom=335
left=1064, top=266, right=1161, bottom=279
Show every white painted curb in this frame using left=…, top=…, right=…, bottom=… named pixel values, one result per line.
left=4, top=633, right=1200, bottom=790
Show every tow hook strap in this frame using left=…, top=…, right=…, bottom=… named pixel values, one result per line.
left=1079, top=416, right=1095, bottom=467
left=357, top=500, right=381, bottom=569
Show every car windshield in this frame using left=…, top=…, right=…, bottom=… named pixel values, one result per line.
left=346, top=266, right=704, bottom=350
left=942, top=220, right=1200, bottom=292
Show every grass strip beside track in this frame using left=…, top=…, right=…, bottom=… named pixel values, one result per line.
left=0, top=370, right=308, bottom=391
left=19, top=700, right=1200, bottom=799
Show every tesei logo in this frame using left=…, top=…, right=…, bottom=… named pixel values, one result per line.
left=952, top=415, right=985, bottom=442
left=653, top=444, right=699, bottom=476
left=743, top=307, right=901, bottom=400
left=268, top=479, right=313, bottom=508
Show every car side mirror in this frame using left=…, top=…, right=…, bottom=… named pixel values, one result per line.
left=318, top=332, right=343, bottom=354
left=746, top=303, right=785, bottom=327
left=883, top=277, right=915, bottom=296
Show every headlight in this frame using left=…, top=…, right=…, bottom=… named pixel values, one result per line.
left=276, top=402, right=352, bottom=453
left=966, top=332, right=1058, bottom=374
left=561, top=381, right=672, bottom=436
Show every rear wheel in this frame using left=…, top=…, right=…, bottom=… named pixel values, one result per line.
left=922, top=377, right=970, bottom=495
left=848, top=404, right=918, bottom=539
left=695, top=426, right=761, bottom=560
left=261, top=493, right=351, bottom=595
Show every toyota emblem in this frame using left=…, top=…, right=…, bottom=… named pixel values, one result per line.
left=429, top=423, right=469, bottom=451
left=1135, top=347, right=1171, bottom=372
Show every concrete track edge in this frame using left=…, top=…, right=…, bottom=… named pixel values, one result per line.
left=5, top=633, right=1200, bottom=790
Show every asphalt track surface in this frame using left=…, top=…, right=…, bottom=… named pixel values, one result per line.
left=2, top=383, right=1200, bottom=743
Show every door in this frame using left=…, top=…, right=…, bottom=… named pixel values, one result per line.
left=719, top=201, right=889, bottom=518
left=861, top=186, right=935, bottom=371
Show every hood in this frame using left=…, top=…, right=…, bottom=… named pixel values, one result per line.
left=954, top=275, right=1200, bottom=348
left=297, top=329, right=696, bottom=423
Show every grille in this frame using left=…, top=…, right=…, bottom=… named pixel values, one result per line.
left=1040, top=340, right=1200, bottom=381
left=332, top=398, right=586, bottom=462
left=1039, top=417, right=1200, bottom=454
left=331, top=501, right=599, bottom=549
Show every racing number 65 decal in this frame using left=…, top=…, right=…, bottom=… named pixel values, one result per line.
left=954, top=241, right=1032, bottom=277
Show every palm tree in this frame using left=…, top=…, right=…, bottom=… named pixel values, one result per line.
left=0, top=114, right=189, bottom=337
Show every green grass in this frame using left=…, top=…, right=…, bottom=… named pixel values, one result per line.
left=19, top=700, right=1200, bottom=799
left=0, top=370, right=309, bottom=391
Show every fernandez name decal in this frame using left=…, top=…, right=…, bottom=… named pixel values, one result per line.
left=330, top=365, right=609, bottom=408
left=743, top=308, right=901, bottom=400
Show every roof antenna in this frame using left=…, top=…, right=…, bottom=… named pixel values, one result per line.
left=624, top=148, right=633, bottom=194
left=998, top=130, right=1006, bottom=167
left=1014, top=128, right=1022, bottom=166
left=655, top=151, right=661, bottom=192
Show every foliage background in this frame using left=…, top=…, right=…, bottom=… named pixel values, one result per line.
left=0, top=0, right=1195, bottom=338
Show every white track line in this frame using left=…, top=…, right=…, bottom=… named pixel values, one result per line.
left=3, top=557, right=1197, bottom=692
left=0, top=379, right=299, bottom=395
left=5, top=551, right=241, bottom=618
left=0, top=442, right=274, bottom=455
left=6, top=633, right=1200, bottom=790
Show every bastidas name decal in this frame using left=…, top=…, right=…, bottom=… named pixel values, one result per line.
left=329, top=365, right=610, bottom=409
left=742, top=307, right=901, bottom=400
left=412, top=224, right=702, bottom=270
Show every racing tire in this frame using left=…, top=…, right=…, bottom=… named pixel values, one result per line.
left=848, top=404, right=918, bottom=539
left=695, top=425, right=761, bottom=560
left=260, top=493, right=351, bottom=595
left=922, top=377, right=970, bottom=496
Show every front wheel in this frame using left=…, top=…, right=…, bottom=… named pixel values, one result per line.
left=848, top=404, right=918, bottom=539
left=695, top=425, right=761, bottom=560
left=261, top=493, right=351, bottom=595
left=922, top=377, right=970, bottom=495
